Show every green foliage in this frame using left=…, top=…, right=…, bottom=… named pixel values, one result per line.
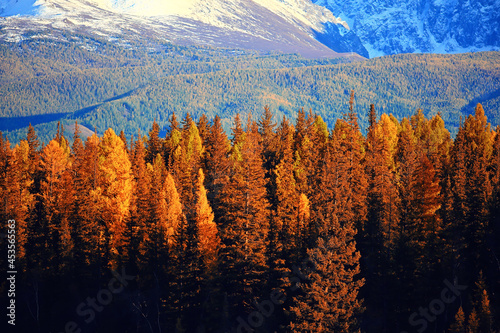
left=1, top=36, right=499, bottom=144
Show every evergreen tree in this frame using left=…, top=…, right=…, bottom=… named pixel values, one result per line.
left=258, top=106, right=278, bottom=209
left=119, top=129, right=129, bottom=153
left=450, top=307, right=466, bottom=333
left=26, top=123, right=40, bottom=164
left=40, top=139, right=74, bottom=271
left=146, top=119, right=163, bottom=164
left=289, top=137, right=364, bottom=332
left=172, top=115, right=204, bottom=216
left=169, top=116, right=205, bottom=330
left=274, top=117, right=300, bottom=262
left=194, top=168, right=220, bottom=274
left=293, top=108, right=314, bottom=195
left=165, top=112, right=181, bottom=167
left=218, top=119, right=270, bottom=318
left=197, top=113, right=210, bottom=146
left=96, top=128, right=134, bottom=269
left=204, top=115, right=231, bottom=225
left=126, top=136, right=150, bottom=273
left=360, top=106, right=399, bottom=331
left=489, top=126, right=500, bottom=303
left=1, top=137, right=33, bottom=266
left=468, top=309, right=480, bottom=333
left=472, top=272, right=493, bottom=333
left=447, top=104, right=492, bottom=285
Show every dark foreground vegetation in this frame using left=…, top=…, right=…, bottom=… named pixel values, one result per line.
left=0, top=98, right=499, bottom=332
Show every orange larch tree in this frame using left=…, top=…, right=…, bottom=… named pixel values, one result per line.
left=95, top=128, right=133, bottom=269
left=194, top=168, right=220, bottom=274
left=218, top=117, right=270, bottom=318
left=40, top=138, right=74, bottom=271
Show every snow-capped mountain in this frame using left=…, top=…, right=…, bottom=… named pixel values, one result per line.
left=0, top=0, right=368, bottom=58
left=3, top=0, right=496, bottom=58
left=312, top=0, right=500, bottom=57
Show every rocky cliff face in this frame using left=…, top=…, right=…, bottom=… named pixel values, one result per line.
left=312, top=0, right=500, bottom=57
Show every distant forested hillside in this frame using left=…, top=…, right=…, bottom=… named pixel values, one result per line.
left=1, top=36, right=499, bottom=143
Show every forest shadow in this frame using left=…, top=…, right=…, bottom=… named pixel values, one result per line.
left=0, top=112, right=70, bottom=132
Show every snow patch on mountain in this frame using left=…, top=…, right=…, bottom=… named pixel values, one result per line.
left=312, top=0, right=500, bottom=57
left=0, top=0, right=350, bottom=34
left=0, top=0, right=366, bottom=58
left=89, top=0, right=197, bottom=16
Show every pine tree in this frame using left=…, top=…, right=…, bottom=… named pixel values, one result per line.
left=218, top=118, right=270, bottom=317
left=1, top=137, right=33, bottom=266
left=126, top=136, right=150, bottom=273
left=288, top=231, right=364, bottom=333
left=412, top=153, right=443, bottom=299
left=392, top=118, right=419, bottom=321
left=119, top=129, right=129, bottom=153
left=162, top=169, right=185, bottom=325
left=472, top=272, right=493, bottom=333
left=293, top=108, right=314, bottom=195
left=288, top=105, right=366, bottom=332
left=447, top=104, right=492, bottom=285
left=411, top=110, right=451, bottom=175
left=172, top=115, right=204, bottom=216
left=274, top=117, right=300, bottom=262
left=359, top=105, right=399, bottom=331
left=464, top=105, right=492, bottom=270
left=165, top=112, right=181, bottom=166
left=96, top=128, right=134, bottom=269
left=139, top=151, right=185, bottom=329
left=70, top=133, right=102, bottom=275
left=145, top=153, right=184, bottom=264
left=164, top=172, right=183, bottom=249
left=204, top=115, right=231, bottom=225
left=489, top=126, right=500, bottom=304
left=449, top=306, right=466, bottom=333
left=259, top=106, right=278, bottom=209
left=289, top=139, right=364, bottom=332
left=194, top=168, right=220, bottom=274
left=197, top=114, right=210, bottom=146
left=478, top=289, right=492, bottom=333
left=338, top=103, right=368, bottom=234
left=396, top=118, right=419, bottom=240
left=145, top=153, right=170, bottom=273
left=26, top=123, right=40, bottom=163
left=146, top=120, right=163, bottom=164
left=468, top=309, right=480, bottom=333
left=24, top=124, right=43, bottom=268
left=40, top=139, right=74, bottom=271
left=168, top=116, right=206, bottom=330
left=446, top=120, right=469, bottom=277
left=297, top=193, right=311, bottom=253
left=371, top=113, right=400, bottom=247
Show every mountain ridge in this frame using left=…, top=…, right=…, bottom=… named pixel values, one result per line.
left=313, top=0, right=500, bottom=57
left=0, top=0, right=369, bottom=58
left=1, top=35, right=499, bottom=144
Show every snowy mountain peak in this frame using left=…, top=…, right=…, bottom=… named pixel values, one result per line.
left=1, top=0, right=349, bottom=30
left=0, top=0, right=367, bottom=58
left=1, top=0, right=498, bottom=57
left=312, top=0, right=500, bottom=57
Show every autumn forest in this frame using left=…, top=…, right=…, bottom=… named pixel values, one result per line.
left=1, top=99, right=499, bottom=332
